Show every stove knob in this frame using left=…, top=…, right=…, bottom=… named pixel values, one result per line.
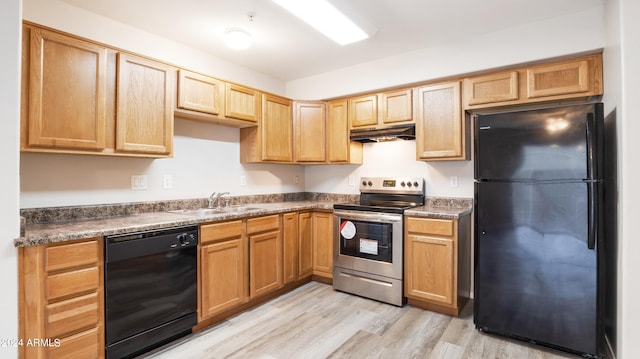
left=367, top=181, right=373, bottom=186
left=413, top=181, right=419, bottom=187
left=407, top=182, right=412, bottom=187
left=400, top=181, right=406, bottom=187
left=362, top=181, right=367, bottom=186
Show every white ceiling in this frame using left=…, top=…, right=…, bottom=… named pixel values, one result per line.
left=59, top=0, right=604, bottom=82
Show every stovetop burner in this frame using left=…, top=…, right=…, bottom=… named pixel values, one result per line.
left=333, top=177, right=425, bottom=214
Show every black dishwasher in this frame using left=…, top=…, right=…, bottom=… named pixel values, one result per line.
left=105, top=225, right=198, bottom=359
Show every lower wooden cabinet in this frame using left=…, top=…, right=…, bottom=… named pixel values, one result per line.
left=199, top=220, right=248, bottom=320
left=282, top=212, right=299, bottom=284
left=19, top=237, right=104, bottom=359
left=404, top=215, right=471, bottom=316
left=247, top=215, right=283, bottom=298
left=312, top=211, right=334, bottom=279
left=298, top=212, right=314, bottom=278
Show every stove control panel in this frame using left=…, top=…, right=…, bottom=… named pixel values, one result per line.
left=359, top=177, right=425, bottom=195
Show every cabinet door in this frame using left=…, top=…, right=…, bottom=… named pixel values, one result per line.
left=225, top=83, right=259, bottom=123
left=380, top=89, right=413, bottom=125
left=298, top=212, right=314, bottom=278
left=26, top=28, right=107, bottom=150
left=116, top=53, right=174, bottom=155
left=177, top=69, right=223, bottom=115
left=464, top=71, right=519, bottom=106
left=327, top=100, right=363, bottom=164
left=405, top=234, right=454, bottom=305
left=200, top=238, right=247, bottom=319
left=312, top=212, right=333, bottom=277
left=282, top=212, right=299, bottom=284
left=349, top=94, right=378, bottom=128
left=261, top=94, right=293, bottom=162
left=527, top=59, right=590, bottom=99
left=416, top=81, right=467, bottom=161
left=250, top=229, right=283, bottom=297
left=294, top=101, right=326, bottom=162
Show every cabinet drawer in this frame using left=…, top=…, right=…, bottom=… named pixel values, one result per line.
left=46, top=292, right=99, bottom=338
left=46, top=239, right=99, bottom=272
left=46, top=267, right=99, bottom=301
left=247, top=215, right=280, bottom=234
left=200, top=220, right=243, bottom=244
left=48, top=327, right=99, bottom=359
left=406, top=217, right=454, bottom=237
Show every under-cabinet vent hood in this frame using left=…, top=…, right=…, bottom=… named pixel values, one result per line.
left=350, top=124, right=415, bottom=143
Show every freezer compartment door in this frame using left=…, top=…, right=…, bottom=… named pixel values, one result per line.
left=474, top=181, right=598, bottom=356
left=475, top=104, right=602, bottom=181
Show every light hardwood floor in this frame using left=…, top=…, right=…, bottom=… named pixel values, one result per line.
left=142, top=282, right=576, bottom=359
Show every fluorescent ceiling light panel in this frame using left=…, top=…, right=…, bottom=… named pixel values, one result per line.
left=272, top=0, right=368, bottom=45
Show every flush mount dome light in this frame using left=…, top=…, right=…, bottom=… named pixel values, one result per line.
left=224, top=28, right=252, bottom=50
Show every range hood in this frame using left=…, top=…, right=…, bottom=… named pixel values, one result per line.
left=350, top=124, right=415, bottom=143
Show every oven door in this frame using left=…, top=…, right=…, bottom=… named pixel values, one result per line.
left=333, top=210, right=403, bottom=279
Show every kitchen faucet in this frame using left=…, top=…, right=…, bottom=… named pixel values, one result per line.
left=208, top=192, right=230, bottom=209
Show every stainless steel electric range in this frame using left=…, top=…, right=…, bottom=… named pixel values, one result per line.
left=333, top=177, right=425, bottom=306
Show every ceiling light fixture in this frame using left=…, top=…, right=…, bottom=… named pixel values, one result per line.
left=271, top=0, right=368, bottom=45
left=224, top=28, right=252, bottom=50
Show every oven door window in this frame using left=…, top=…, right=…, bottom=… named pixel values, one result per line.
left=339, top=220, right=392, bottom=262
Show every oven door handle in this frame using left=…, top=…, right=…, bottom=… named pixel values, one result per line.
left=333, top=210, right=403, bottom=223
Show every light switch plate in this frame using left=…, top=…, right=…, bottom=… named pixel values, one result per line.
left=240, top=175, right=247, bottom=186
left=163, top=175, right=173, bottom=189
left=450, top=176, right=458, bottom=187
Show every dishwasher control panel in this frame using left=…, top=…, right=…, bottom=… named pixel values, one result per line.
left=105, top=225, right=198, bottom=263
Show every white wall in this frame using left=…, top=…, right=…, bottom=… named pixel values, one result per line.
left=20, top=0, right=306, bottom=208
left=609, top=0, right=640, bottom=356
left=0, top=0, right=21, bottom=356
left=296, top=6, right=605, bottom=199
left=305, top=141, right=474, bottom=198
left=21, top=120, right=305, bottom=208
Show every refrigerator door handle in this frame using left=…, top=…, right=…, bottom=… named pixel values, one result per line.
left=586, top=112, right=597, bottom=180
left=587, top=182, right=597, bottom=250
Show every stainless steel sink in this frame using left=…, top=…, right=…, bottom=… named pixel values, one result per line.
left=169, top=206, right=259, bottom=215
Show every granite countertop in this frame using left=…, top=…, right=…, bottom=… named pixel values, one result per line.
left=405, top=205, right=473, bottom=219
left=16, top=201, right=334, bottom=247
left=16, top=195, right=473, bottom=247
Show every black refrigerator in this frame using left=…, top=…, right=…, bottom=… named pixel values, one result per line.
left=474, top=103, right=605, bottom=357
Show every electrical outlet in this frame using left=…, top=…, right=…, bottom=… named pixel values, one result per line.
left=348, top=175, right=355, bottom=186
left=294, top=175, right=299, bottom=184
left=131, top=175, right=148, bottom=190
left=163, top=174, right=173, bottom=189
left=450, top=176, right=459, bottom=188
left=240, top=175, right=247, bottom=186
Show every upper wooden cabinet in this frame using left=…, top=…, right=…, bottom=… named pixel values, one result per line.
left=177, top=69, right=223, bottom=116
left=23, top=27, right=108, bottom=151
left=327, top=100, right=363, bottom=164
left=416, top=81, right=469, bottom=161
left=464, top=71, right=519, bottom=106
left=225, top=83, right=260, bottom=123
left=294, top=101, right=326, bottom=162
left=116, top=53, right=174, bottom=155
left=349, top=89, right=413, bottom=129
left=463, top=53, right=603, bottom=110
left=21, top=24, right=175, bottom=158
left=240, top=93, right=293, bottom=163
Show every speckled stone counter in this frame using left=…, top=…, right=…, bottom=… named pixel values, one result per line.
left=405, top=197, right=474, bottom=219
left=15, top=194, right=473, bottom=247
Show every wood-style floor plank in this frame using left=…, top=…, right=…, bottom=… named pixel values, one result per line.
left=141, top=282, right=578, bottom=359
